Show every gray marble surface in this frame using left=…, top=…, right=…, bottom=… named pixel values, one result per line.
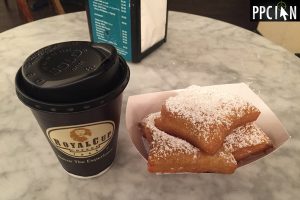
left=0, top=11, right=299, bottom=200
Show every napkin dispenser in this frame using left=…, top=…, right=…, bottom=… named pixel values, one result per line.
left=86, top=0, right=168, bottom=62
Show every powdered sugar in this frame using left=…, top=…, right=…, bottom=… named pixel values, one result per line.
left=142, top=112, right=236, bottom=166
left=165, top=86, right=257, bottom=140
left=218, top=151, right=237, bottom=164
left=143, top=112, right=198, bottom=159
left=224, top=123, right=271, bottom=152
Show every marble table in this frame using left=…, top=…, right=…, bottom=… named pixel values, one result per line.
left=0, top=11, right=299, bottom=200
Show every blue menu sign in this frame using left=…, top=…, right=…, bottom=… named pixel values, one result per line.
left=87, top=0, right=132, bottom=61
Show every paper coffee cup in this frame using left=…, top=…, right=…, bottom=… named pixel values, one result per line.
left=15, top=41, right=130, bottom=178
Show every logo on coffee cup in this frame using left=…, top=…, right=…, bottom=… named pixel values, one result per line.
left=47, top=121, right=115, bottom=158
left=70, top=128, right=92, bottom=142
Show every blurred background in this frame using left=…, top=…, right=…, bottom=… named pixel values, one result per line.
left=0, top=0, right=299, bottom=57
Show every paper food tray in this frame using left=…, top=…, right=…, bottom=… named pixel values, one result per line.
left=125, top=83, right=290, bottom=169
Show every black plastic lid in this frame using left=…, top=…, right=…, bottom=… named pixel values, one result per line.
left=15, top=41, right=130, bottom=113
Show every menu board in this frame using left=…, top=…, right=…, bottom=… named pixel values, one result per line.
left=87, top=0, right=132, bottom=61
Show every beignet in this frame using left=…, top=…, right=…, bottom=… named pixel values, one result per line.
left=157, top=86, right=260, bottom=154
left=224, top=123, right=273, bottom=161
left=141, top=112, right=237, bottom=174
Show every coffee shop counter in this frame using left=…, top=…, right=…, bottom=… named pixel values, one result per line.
left=0, top=11, right=299, bottom=200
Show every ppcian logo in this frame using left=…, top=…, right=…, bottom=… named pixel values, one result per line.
left=250, top=0, right=300, bottom=21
